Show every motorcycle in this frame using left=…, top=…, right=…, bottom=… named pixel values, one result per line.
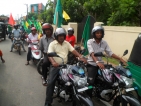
left=115, top=50, right=141, bottom=102
left=90, top=52, right=141, bottom=106
left=30, top=40, right=42, bottom=65
left=47, top=52, right=94, bottom=106
left=13, top=37, right=22, bottom=55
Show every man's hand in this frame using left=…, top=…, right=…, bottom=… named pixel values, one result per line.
left=52, top=62, right=59, bottom=67
left=97, top=63, right=105, bottom=70
left=120, top=58, right=127, bottom=66
left=79, top=57, right=87, bottom=64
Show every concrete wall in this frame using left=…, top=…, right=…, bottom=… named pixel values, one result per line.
left=103, top=26, right=141, bottom=59
left=52, top=23, right=141, bottom=59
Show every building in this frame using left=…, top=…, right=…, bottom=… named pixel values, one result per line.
left=30, top=3, right=45, bottom=13
left=0, top=16, right=9, bottom=24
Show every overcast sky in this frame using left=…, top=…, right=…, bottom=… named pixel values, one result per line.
left=0, top=0, right=48, bottom=19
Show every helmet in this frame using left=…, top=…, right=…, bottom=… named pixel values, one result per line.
left=31, top=27, right=36, bottom=31
left=14, top=24, right=18, bottom=28
left=42, top=23, right=53, bottom=34
left=54, top=28, right=66, bottom=40
left=91, top=26, right=104, bottom=38
left=67, top=27, right=74, bottom=33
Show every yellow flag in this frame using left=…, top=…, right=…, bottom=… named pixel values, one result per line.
left=25, top=21, right=29, bottom=28
left=63, top=10, right=70, bottom=21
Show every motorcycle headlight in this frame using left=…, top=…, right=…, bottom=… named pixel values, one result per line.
left=73, top=75, right=87, bottom=87
left=120, top=75, right=133, bottom=88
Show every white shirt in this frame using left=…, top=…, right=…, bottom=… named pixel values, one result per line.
left=27, top=33, right=38, bottom=47
left=87, top=38, right=113, bottom=66
left=12, top=29, right=21, bottom=38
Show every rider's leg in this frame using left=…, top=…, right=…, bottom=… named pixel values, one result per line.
left=45, top=67, right=59, bottom=105
left=10, top=40, right=15, bottom=52
left=21, top=42, right=26, bottom=52
left=42, top=53, right=50, bottom=85
left=86, top=64, right=98, bottom=98
left=25, top=47, right=31, bottom=65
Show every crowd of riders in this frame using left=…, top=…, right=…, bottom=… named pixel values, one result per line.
left=0, top=22, right=127, bottom=106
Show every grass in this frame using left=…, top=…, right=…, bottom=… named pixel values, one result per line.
left=102, top=57, right=119, bottom=66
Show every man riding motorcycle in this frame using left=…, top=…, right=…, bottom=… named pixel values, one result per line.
left=44, top=28, right=87, bottom=106
left=39, top=23, right=54, bottom=86
left=25, top=27, right=38, bottom=65
left=10, top=24, right=26, bottom=52
left=86, top=25, right=126, bottom=98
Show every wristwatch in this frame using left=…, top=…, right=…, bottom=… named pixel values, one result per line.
left=96, top=61, right=100, bottom=64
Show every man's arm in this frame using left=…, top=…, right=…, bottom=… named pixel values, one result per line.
left=47, top=42, right=59, bottom=67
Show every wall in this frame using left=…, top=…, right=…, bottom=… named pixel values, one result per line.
left=103, top=26, right=141, bottom=59
left=52, top=23, right=141, bottom=59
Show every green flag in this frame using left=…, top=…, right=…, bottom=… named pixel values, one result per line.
left=82, top=16, right=90, bottom=56
left=27, top=19, right=33, bottom=26
left=53, top=0, right=63, bottom=28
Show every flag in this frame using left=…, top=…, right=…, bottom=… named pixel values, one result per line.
left=53, top=0, right=63, bottom=28
left=63, top=10, right=70, bottom=21
left=27, top=19, right=33, bottom=26
left=25, top=21, right=29, bottom=28
left=8, top=13, right=15, bottom=26
left=82, top=16, right=90, bottom=56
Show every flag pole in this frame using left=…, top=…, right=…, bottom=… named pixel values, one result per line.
left=55, top=11, right=58, bottom=30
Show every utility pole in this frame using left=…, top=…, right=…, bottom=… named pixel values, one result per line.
left=24, top=4, right=28, bottom=20
left=54, top=0, right=57, bottom=12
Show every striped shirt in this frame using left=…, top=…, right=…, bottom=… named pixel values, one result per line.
left=87, top=38, right=113, bottom=66
left=39, top=35, right=54, bottom=53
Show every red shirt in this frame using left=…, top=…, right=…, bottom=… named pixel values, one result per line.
left=66, top=35, right=76, bottom=47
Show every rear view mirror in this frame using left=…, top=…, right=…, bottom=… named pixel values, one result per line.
left=123, top=50, right=128, bottom=56
left=47, top=52, right=59, bottom=57
left=94, top=52, right=105, bottom=57
left=81, top=49, right=86, bottom=55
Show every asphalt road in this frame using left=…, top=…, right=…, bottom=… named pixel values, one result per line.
left=0, top=37, right=110, bottom=106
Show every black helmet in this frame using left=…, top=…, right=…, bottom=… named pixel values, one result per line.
left=42, top=23, right=53, bottom=34
left=54, top=28, right=66, bottom=40
left=91, top=26, right=104, bottom=38
left=14, top=24, right=18, bottom=28
left=67, top=27, right=74, bottom=34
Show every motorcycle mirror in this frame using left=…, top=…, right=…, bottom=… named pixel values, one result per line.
left=81, top=49, right=86, bottom=55
left=47, top=52, right=60, bottom=57
left=94, top=52, right=105, bottom=57
left=123, top=50, right=128, bottom=56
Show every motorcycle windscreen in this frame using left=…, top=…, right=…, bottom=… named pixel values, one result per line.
left=128, top=33, right=141, bottom=66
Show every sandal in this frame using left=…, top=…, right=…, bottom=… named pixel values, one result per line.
left=25, top=62, right=29, bottom=65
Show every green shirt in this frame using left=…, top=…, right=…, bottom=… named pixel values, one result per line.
left=8, top=25, right=12, bottom=32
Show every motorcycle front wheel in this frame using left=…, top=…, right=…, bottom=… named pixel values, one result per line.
left=113, top=94, right=141, bottom=106
left=37, top=59, right=43, bottom=75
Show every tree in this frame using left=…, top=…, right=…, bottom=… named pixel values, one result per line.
left=38, top=0, right=54, bottom=23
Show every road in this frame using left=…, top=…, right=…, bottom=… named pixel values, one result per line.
left=0, top=37, right=110, bottom=106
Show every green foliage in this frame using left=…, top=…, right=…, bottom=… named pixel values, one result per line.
left=28, top=12, right=38, bottom=20
left=38, top=0, right=54, bottom=23
left=34, top=0, right=141, bottom=26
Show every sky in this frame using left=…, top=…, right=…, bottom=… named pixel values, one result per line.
left=0, top=0, right=48, bottom=19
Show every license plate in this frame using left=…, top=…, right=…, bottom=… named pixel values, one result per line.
left=78, top=86, right=93, bottom=92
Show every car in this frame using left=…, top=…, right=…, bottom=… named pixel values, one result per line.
left=0, top=22, right=6, bottom=40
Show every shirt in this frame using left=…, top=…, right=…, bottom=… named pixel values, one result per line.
left=39, top=34, right=54, bottom=53
left=12, top=29, right=21, bottom=38
left=66, top=35, right=76, bottom=47
left=27, top=33, right=38, bottom=47
left=48, top=40, right=75, bottom=65
left=87, top=38, right=113, bottom=66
